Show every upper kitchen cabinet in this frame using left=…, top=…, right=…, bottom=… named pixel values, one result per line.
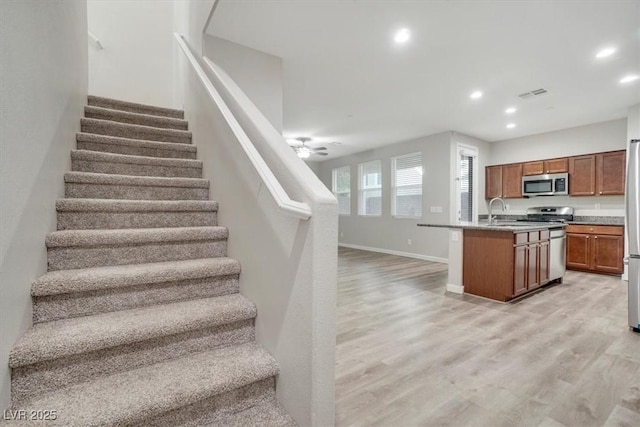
left=568, top=151, right=626, bottom=196
left=597, top=151, right=626, bottom=195
left=523, top=158, right=568, bottom=176
left=502, top=163, right=523, bottom=198
left=569, top=155, right=596, bottom=195
left=485, top=164, right=522, bottom=199
left=486, top=165, right=503, bottom=199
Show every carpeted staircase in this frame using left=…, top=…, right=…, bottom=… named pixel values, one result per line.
left=6, top=96, right=296, bottom=426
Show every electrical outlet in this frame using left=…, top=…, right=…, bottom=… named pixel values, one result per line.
left=340, top=231, right=344, bottom=238
left=595, top=203, right=601, bottom=210
left=407, top=239, right=412, bottom=245
left=505, top=204, right=510, bottom=210
left=452, top=232, right=459, bottom=242
left=430, top=206, right=443, bottom=213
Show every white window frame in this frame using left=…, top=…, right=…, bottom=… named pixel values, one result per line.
left=391, top=152, right=423, bottom=219
left=456, top=144, right=479, bottom=223
left=358, top=160, right=382, bottom=216
left=332, top=166, right=351, bottom=216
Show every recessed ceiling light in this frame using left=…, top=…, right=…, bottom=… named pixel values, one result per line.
left=620, top=74, right=640, bottom=84
left=505, top=107, right=517, bottom=114
left=394, top=29, right=410, bottom=44
left=596, top=47, right=616, bottom=59
left=506, top=123, right=516, bottom=129
left=470, top=91, right=483, bottom=99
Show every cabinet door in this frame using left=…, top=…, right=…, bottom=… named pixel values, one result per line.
left=597, top=151, right=626, bottom=195
left=486, top=166, right=503, bottom=199
left=502, top=163, right=523, bottom=198
left=539, top=240, right=550, bottom=284
left=566, top=233, right=590, bottom=270
left=523, top=161, right=544, bottom=176
left=569, top=155, right=596, bottom=196
left=545, top=158, right=569, bottom=174
left=514, top=245, right=528, bottom=296
left=527, top=243, right=540, bottom=289
left=593, top=235, right=624, bottom=274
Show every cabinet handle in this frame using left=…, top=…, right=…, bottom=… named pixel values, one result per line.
left=587, top=236, right=590, bottom=239
left=599, top=191, right=602, bottom=194
left=595, top=236, right=598, bottom=239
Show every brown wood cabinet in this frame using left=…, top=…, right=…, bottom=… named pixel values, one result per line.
left=569, top=150, right=626, bottom=196
left=569, top=155, right=597, bottom=195
left=463, top=229, right=551, bottom=301
left=597, top=151, right=626, bottom=195
left=566, top=224, right=624, bottom=275
left=485, top=164, right=522, bottom=199
left=523, top=158, right=568, bottom=176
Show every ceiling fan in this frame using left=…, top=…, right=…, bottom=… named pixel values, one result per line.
left=288, top=137, right=328, bottom=159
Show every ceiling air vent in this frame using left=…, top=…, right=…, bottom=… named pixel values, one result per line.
left=518, top=88, right=549, bottom=100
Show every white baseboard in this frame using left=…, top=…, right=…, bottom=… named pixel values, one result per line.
left=446, top=283, right=464, bottom=294
left=338, top=243, right=448, bottom=264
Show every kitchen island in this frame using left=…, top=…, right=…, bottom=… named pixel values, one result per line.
left=418, top=221, right=566, bottom=302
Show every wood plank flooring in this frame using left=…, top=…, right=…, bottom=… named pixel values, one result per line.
left=336, top=247, right=640, bottom=427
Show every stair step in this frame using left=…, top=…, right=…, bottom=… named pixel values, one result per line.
left=85, top=105, right=188, bottom=130
left=64, top=171, right=209, bottom=200
left=46, top=226, right=227, bottom=270
left=56, top=198, right=218, bottom=230
left=76, top=132, right=197, bottom=159
left=198, top=400, right=297, bottom=427
left=32, top=257, right=240, bottom=322
left=88, top=95, right=184, bottom=119
left=11, top=342, right=277, bottom=425
left=71, top=149, right=203, bottom=178
left=81, top=118, right=192, bottom=144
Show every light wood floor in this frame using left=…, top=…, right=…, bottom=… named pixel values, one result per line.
left=336, top=247, right=640, bottom=427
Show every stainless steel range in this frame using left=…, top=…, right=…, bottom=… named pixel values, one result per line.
left=518, top=207, right=573, bottom=282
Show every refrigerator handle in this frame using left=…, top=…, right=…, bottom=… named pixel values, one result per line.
left=627, top=140, right=640, bottom=257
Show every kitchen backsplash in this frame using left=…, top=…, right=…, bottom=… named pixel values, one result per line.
left=489, top=195, right=625, bottom=217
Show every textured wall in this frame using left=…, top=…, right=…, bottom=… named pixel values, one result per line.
left=0, top=0, right=88, bottom=409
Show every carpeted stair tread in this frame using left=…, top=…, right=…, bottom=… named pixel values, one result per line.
left=56, top=198, right=218, bottom=213
left=71, top=150, right=202, bottom=169
left=85, top=105, right=188, bottom=130
left=204, top=400, right=297, bottom=427
left=46, top=226, right=227, bottom=248
left=13, top=343, right=278, bottom=426
left=76, top=132, right=197, bottom=159
left=9, top=294, right=256, bottom=368
left=81, top=118, right=192, bottom=144
left=88, top=95, right=184, bottom=119
left=32, top=257, right=240, bottom=297
left=64, top=171, right=209, bottom=188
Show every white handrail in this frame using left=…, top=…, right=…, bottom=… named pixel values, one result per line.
left=174, top=33, right=312, bottom=220
left=88, top=31, right=103, bottom=50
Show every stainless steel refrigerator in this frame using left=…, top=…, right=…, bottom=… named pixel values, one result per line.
left=628, top=139, right=640, bottom=332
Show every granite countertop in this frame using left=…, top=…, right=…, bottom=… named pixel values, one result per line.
left=417, top=221, right=566, bottom=233
left=478, top=214, right=625, bottom=227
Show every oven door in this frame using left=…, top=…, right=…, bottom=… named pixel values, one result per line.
left=522, top=176, right=555, bottom=196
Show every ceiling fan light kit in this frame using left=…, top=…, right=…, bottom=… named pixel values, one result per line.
left=290, top=137, right=329, bottom=158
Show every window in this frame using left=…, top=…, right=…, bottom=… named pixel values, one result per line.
left=358, top=160, right=382, bottom=216
left=456, top=145, right=478, bottom=222
left=332, top=166, right=351, bottom=215
left=392, top=153, right=423, bottom=217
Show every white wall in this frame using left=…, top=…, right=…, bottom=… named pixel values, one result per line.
left=0, top=0, right=87, bottom=410
left=203, top=34, right=284, bottom=132
left=489, top=118, right=628, bottom=217
left=174, top=2, right=337, bottom=425
left=318, top=132, right=458, bottom=262
left=88, top=0, right=175, bottom=108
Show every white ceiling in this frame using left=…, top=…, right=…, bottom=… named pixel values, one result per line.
left=208, top=0, right=640, bottom=160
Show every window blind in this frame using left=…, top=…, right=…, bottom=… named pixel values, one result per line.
left=392, top=153, right=423, bottom=217
left=332, top=166, right=351, bottom=215
left=460, top=155, right=474, bottom=222
left=358, top=160, right=382, bottom=215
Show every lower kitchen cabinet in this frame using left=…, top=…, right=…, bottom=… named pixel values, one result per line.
left=464, top=229, right=551, bottom=301
left=566, top=225, right=624, bottom=274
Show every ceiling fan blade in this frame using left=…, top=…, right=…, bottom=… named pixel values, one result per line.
left=312, top=147, right=328, bottom=151
left=314, top=152, right=328, bottom=156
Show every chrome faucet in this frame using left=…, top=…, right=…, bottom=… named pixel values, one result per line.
left=488, top=197, right=506, bottom=225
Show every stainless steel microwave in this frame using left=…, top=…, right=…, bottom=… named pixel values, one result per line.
left=522, top=173, right=569, bottom=197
